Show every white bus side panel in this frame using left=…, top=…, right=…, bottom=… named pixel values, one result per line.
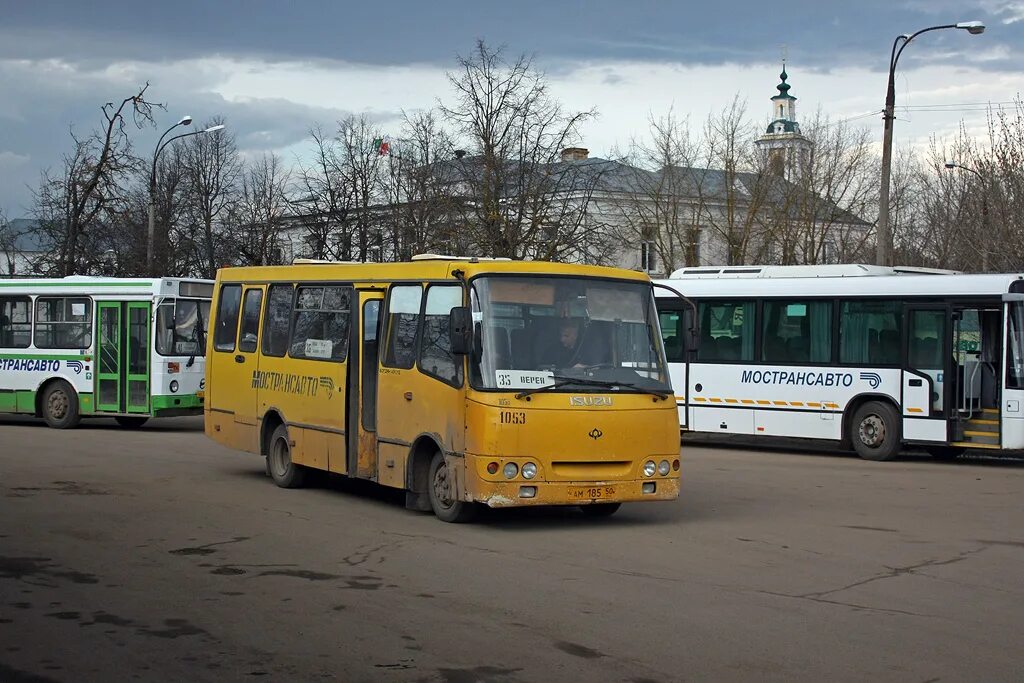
left=687, top=364, right=903, bottom=441
left=1002, top=389, right=1024, bottom=449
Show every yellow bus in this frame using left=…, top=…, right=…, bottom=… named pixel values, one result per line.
left=205, top=257, right=681, bottom=522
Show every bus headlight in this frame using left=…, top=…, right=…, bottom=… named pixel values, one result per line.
left=642, top=460, right=657, bottom=478
left=503, top=462, right=519, bottom=479
left=169, top=380, right=179, bottom=393
left=522, top=462, right=537, bottom=479
left=658, top=460, right=671, bottom=476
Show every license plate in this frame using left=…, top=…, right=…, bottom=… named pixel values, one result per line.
left=568, top=485, right=616, bottom=500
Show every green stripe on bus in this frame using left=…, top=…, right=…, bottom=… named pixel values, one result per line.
left=151, top=393, right=204, bottom=412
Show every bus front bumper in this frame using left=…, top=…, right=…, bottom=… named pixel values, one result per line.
left=470, top=477, right=680, bottom=508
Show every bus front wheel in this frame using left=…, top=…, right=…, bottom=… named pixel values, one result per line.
left=427, top=452, right=477, bottom=523
left=267, top=425, right=307, bottom=488
left=42, top=380, right=81, bottom=429
left=850, top=401, right=901, bottom=461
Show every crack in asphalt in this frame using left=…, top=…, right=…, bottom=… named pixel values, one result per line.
left=800, top=547, right=987, bottom=601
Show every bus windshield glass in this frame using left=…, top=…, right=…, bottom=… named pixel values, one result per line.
left=156, top=298, right=212, bottom=356
left=469, top=276, right=670, bottom=392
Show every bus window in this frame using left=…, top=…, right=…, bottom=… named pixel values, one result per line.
left=659, top=310, right=686, bottom=362
left=34, top=297, right=92, bottom=349
left=419, top=285, right=463, bottom=386
left=290, top=286, right=350, bottom=361
left=261, top=284, right=293, bottom=357
left=698, top=301, right=754, bottom=362
left=761, top=300, right=832, bottom=364
left=156, top=299, right=211, bottom=356
left=0, top=296, right=31, bottom=348
left=238, top=289, right=264, bottom=353
left=382, top=285, right=422, bottom=369
left=839, top=300, right=901, bottom=365
left=214, top=285, right=242, bottom=352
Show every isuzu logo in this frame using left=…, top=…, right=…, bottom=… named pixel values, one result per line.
left=570, top=396, right=612, bottom=406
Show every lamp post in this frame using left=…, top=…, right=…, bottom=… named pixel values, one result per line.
left=876, top=20, right=985, bottom=267
left=945, top=160, right=990, bottom=271
left=147, top=118, right=227, bottom=275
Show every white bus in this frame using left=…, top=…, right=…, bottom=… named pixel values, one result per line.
left=655, top=265, right=1024, bottom=460
left=0, top=276, right=212, bottom=428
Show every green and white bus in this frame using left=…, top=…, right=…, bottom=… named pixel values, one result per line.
left=0, top=276, right=212, bottom=428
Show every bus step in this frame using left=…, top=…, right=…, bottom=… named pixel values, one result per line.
left=950, top=441, right=1002, bottom=450
left=964, top=419, right=1000, bottom=433
left=960, top=431, right=1001, bottom=446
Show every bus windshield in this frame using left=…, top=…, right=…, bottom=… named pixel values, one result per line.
left=156, top=298, right=211, bottom=357
left=469, top=276, right=670, bottom=392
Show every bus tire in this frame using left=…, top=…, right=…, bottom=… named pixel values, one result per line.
left=579, top=503, right=621, bottom=518
left=427, top=451, right=477, bottom=523
left=850, top=401, right=901, bottom=461
left=267, top=424, right=307, bottom=488
left=926, top=446, right=964, bottom=461
left=41, top=380, right=81, bottom=429
left=115, top=416, right=149, bottom=429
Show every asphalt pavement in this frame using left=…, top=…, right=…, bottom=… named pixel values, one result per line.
left=1, top=415, right=1023, bottom=682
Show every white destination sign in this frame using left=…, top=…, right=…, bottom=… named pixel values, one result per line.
left=495, top=369, right=554, bottom=389
left=304, top=338, right=334, bottom=359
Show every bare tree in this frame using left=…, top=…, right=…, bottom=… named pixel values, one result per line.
left=183, top=117, right=240, bottom=277
left=439, top=40, right=600, bottom=259
left=32, top=85, right=160, bottom=275
left=231, top=153, right=291, bottom=266
left=608, top=109, right=703, bottom=275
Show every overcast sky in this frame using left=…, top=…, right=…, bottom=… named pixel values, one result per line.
left=2, top=0, right=1023, bottom=217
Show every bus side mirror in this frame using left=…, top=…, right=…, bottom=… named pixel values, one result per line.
left=450, top=306, right=472, bottom=355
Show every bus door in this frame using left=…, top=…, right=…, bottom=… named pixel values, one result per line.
left=902, top=305, right=950, bottom=442
left=222, top=286, right=264, bottom=449
left=348, top=290, right=384, bottom=479
left=657, top=304, right=691, bottom=428
left=96, top=301, right=151, bottom=414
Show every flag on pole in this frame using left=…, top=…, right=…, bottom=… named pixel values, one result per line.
left=372, top=136, right=390, bottom=156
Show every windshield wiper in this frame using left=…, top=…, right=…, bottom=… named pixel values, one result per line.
left=514, top=374, right=669, bottom=400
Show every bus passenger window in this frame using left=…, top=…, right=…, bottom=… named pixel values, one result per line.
left=238, top=289, right=263, bottom=353
left=698, top=301, right=754, bottom=362
left=0, top=297, right=32, bottom=349
left=659, top=310, right=685, bottom=362
left=214, top=285, right=242, bottom=352
left=290, top=286, right=350, bottom=361
left=761, top=300, right=832, bottom=364
left=382, top=285, right=422, bottom=370
left=34, top=297, right=92, bottom=349
left=419, top=286, right=464, bottom=386
left=839, top=300, right=901, bottom=365
left=262, top=284, right=293, bottom=357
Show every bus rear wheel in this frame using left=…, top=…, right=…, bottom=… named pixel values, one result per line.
left=115, top=416, right=149, bottom=429
left=427, top=452, right=476, bottom=523
left=850, top=401, right=901, bottom=461
left=267, top=424, right=307, bottom=488
left=579, top=503, right=621, bottom=518
left=41, top=380, right=81, bottom=429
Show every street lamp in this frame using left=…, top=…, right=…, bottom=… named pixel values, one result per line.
left=945, top=160, right=990, bottom=270
left=147, top=118, right=227, bottom=275
left=876, top=20, right=985, bottom=267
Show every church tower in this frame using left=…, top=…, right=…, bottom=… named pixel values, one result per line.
left=755, top=65, right=812, bottom=180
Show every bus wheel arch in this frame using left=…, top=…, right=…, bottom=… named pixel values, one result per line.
left=37, top=378, right=81, bottom=429
left=405, top=435, right=443, bottom=513
left=843, top=395, right=902, bottom=461
left=260, top=409, right=286, bottom=455
left=260, top=409, right=286, bottom=477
